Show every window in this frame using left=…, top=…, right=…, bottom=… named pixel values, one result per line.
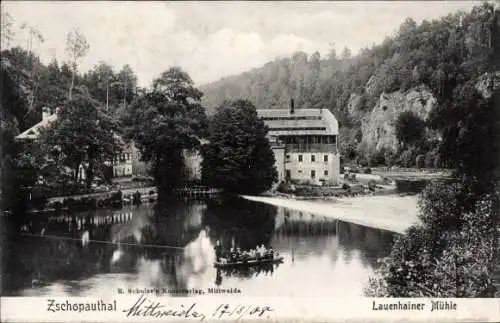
left=286, top=154, right=291, bottom=161
left=285, top=170, right=291, bottom=179
left=298, top=170, right=303, bottom=174
left=324, top=155, right=328, bottom=162
left=324, top=170, right=329, bottom=176
left=311, top=170, right=316, bottom=179
left=311, top=155, right=316, bottom=162
left=298, top=155, right=303, bottom=162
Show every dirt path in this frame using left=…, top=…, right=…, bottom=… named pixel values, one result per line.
left=241, top=195, right=420, bottom=234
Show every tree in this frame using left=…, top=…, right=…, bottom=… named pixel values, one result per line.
left=201, top=100, right=277, bottom=195
left=116, top=64, right=138, bottom=107
left=430, top=83, right=498, bottom=194
left=415, top=154, right=425, bottom=169
left=37, top=59, right=67, bottom=109
left=84, top=61, right=116, bottom=110
left=341, top=47, right=352, bottom=60
left=1, top=5, right=14, bottom=49
left=40, top=94, right=121, bottom=189
left=65, top=28, right=89, bottom=100
left=395, top=111, right=426, bottom=148
left=124, top=67, right=208, bottom=191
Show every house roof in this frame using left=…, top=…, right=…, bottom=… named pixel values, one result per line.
left=257, top=108, right=339, bottom=136
left=16, top=114, right=58, bottom=140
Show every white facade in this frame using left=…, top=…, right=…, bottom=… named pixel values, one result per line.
left=284, top=152, right=340, bottom=185
left=257, top=107, right=340, bottom=186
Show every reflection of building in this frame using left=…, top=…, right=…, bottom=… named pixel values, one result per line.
left=183, top=150, right=203, bottom=181
left=257, top=102, right=340, bottom=185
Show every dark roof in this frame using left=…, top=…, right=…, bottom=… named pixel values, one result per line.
left=257, top=108, right=339, bottom=136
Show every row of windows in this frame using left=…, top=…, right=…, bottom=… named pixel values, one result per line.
left=287, top=154, right=329, bottom=162
left=262, top=116, right=322, bottom=121
left=270, top=127, right=327, bottom=131
left=280, top=135, right=336, bottom=145
left=286, top=169, right=328, bottom=179
left=113, top=153, right=132, bottom=163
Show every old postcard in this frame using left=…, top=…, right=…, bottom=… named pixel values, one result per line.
left=1, top=1, right=499, bottom=322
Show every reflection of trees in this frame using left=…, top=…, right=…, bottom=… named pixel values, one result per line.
left=2, top=200, right=208, bottom=296
left=275, top=209, right=337, bottom=236
left=137, top=198, right=211, bottom=294
left=337, top=221, right=396, bottom=268
left=140, top=199, right=204, bottom=259
left=214, top=262, right=281, bottom=285
left=202, top=197, right=277, bottom=251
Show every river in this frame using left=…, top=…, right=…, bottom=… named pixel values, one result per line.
left=1, top=196, right=402, bottom=297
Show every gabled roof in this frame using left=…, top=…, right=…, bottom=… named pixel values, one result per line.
left=16, top=114, right=58, bottom=140
left=257, top=108, right=339, bottom=136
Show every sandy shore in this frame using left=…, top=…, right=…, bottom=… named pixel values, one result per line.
left=241, top=194, right=420, bottom=234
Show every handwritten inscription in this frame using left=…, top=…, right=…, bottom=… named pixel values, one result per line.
left=122, top=295, right=273, bottom=320
left=212, top=303, right=273, bottom=320
left=123, top=295, right=205, bottom=320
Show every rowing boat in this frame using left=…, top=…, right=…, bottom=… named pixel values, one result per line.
left=214, top=256, right=284, bottom=268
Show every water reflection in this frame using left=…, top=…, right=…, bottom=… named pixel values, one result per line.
left=1, top=197, right=396, bottom=297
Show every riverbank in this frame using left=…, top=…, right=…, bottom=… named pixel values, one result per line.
left=241, top=194, right=420, bottom=234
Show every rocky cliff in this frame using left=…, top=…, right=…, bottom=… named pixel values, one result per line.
left=357, top=84, right=437, bottom=153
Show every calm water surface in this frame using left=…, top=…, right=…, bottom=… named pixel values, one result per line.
left=2, top=197, right=397, bottom=297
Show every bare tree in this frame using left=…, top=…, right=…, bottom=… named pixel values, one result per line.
left=20, top=23, right=45, bottom=62
left=19, top=23, right=45, bottom=111
left=65, top=28, right=90, bottom=100
left=1, top=5, right=14, bottom=49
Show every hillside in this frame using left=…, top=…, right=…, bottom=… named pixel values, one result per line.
left=200, top=2, right=498, bottom=167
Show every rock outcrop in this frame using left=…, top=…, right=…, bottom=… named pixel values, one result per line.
left=359, top=84, right=438, bottom=153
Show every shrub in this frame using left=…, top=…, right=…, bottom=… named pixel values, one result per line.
left=384, top=150, right=396, bottom=166
left=398, top=147, right=417, bottom=167
left=395, top=111, right=426, bottom=146
left=133, top=191, right=142, bottom=205
left=415, top=154, right=425, bottom=169
left=277, top=181, right=295, bottom=194
left=342, top=183, right=350, bottom=190
left=424, top=152, right=434, bottom=168
left=433, top=155, right=441, bottom=169
left=364, top=167, right=372, bottom=174
left=368, top=149, right=386, bottom=166
left=365, top=181, right=497, bottom=297
left=368, top=179, right=377, bottom=191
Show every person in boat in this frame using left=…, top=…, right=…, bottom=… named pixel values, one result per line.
left=241, top=250, right=251, bottom=263
left=268, top=247, right=275, bottom=259
left=230, top=247, right=238, bottom=262
left=249, top=248, right=256, bottom=260
left=214, top=240, right=222, bottom=261
left=257, top=244, right=266, bottom=259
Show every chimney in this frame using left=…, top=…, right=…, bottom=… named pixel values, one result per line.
left=290, top=98, right=295, bottom=114
left=42, top=107, right=51, bottom=121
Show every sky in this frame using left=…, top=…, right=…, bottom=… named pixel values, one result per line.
left=2, top=1, right=482, bottom=87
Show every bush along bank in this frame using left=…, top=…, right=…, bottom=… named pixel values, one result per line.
left=275, top=178, right=396, bottom=199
